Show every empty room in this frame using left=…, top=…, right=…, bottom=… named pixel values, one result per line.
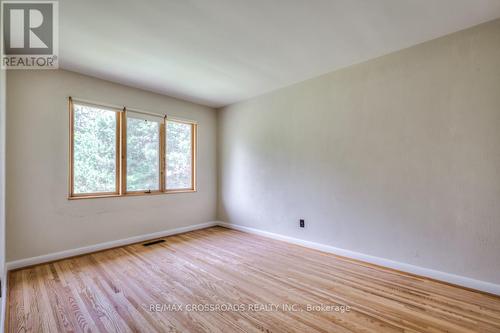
left=1, top=0, right=500, bottom=332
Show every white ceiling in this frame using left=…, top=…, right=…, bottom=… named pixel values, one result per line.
left=60, top=0, right=500, bottom=108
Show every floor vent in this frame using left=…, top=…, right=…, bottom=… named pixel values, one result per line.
left=142, top=239, right=166, bottom=247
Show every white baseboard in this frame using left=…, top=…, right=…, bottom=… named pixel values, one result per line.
left=217, top=222, right=500, bottom=296
left=6, top=221, right=218, bottom=271
left=5, top=220, right=500, bottom=296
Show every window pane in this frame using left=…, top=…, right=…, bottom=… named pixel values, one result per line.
left=166, top=121, right=193, bottom=190
left=127, top=117, right=160, bottom=191
left=73, top=104, right=117, bottom=194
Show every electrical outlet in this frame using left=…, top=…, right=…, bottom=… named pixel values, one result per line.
left=300, top=219, right=305, bottom=228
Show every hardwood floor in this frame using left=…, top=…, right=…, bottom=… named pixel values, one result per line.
left=7, top=226, right=500, bottom=332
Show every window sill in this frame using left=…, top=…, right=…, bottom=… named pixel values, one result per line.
left=68, top=189, right=197, bottom=200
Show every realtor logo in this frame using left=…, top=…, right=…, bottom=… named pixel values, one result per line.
left=1, top=1, right=58, bottom=69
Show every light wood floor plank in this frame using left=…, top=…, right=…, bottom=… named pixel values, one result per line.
left=7, top=226, right=500, bottom=333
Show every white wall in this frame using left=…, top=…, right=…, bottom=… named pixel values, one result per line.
left=0, top=66, right=5, bottom=271
left=0, top=63, right=6, bottom=317
left=218, top=19, right=500, bottom=284
left=6, top=69, right=217, bottom=261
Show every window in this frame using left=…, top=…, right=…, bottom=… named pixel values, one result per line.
left=69, top=97, right=196, bottom=199
left=126, top=113, right=162, bottom=193
left=70, top=102, right=119, bottom=196
left=166, top=120, right=195, bottom=190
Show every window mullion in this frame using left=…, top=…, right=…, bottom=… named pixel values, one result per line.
left=120, top=108, right=127, bottom=195
left=68, top=97, right=75, bottom=197
left=160, top=118, right=166, bottom=192
left=192, top=123, right=196, bottom=191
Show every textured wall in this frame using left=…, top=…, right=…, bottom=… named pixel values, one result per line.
left=218, top=19, right=500, bottom=284
left=0, top=66, right=5, bottom=276
left=6, top=70, right=217, bottom=261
